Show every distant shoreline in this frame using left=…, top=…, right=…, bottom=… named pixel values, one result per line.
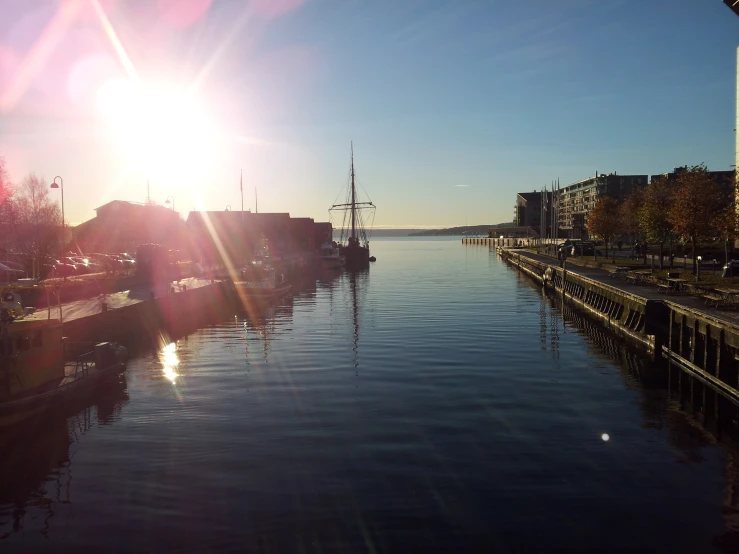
left=332, top=224, right=498, bottom=238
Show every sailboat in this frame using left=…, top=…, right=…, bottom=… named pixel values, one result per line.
left=330, top=143, right=376, bottom=269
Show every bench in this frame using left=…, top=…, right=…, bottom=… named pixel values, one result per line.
left=657, top=284, right=670, bottom=294
left=704, top=292, right=724, bottom=308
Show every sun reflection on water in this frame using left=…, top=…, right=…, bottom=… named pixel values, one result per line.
left=161, top=342, right=180, bottom=383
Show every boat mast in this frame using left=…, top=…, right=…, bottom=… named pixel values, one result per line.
left=350, top=142, right=356, bottom=241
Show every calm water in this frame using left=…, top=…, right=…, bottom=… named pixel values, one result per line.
left=2, top=238, right=739, bottom=553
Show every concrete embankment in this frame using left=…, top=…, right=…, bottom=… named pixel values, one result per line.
left=26, top=278, right=233, bottom=356
left=496, top=247, right=739, bottom=411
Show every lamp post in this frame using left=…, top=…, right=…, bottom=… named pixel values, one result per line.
left=165, top=196, right=175, bottom=211
left=697, top=255, right=702, bottom=282
left=50, top=176, right=64, bottom=254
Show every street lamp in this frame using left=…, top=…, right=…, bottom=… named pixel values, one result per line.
left=50, top=176, right=64, bottom=253
left=165, top=196, right=175, bottom=211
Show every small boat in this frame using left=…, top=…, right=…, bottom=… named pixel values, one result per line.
left=0, top=319, right=128, bottom=427
left=233, top=262, right=292, bottom=298
left=319, top=240, right=346, bottom=269
left=330, top=143, right=376, bottom=269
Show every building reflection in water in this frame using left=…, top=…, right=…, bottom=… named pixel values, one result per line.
left=0, top=377, right=128, bottom=540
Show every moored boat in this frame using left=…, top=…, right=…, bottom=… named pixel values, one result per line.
left=319, top=240, right=346, bottom=269
left=233, top=262, right=292, bottom=298
left=330, top=143, right=377, bottom=270
left=0, top=318, right=128, bottom=427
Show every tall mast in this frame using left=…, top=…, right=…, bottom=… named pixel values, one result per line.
left=351, top=142, right=356, bottom=241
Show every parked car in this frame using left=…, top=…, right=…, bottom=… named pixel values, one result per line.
left=0, top=263, right=25, bottom=282
left=116, top=254, right=136, bottom=269
left=52, top=263, right=77, bottom=278
left=723, top=260, right=739, bottom=278
left=0, top=260, right=25, bottom=272
left=558, top=241, right=602, bottom=258
left=69, top=256, right=104, bottom=274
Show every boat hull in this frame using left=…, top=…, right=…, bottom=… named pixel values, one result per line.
left=339, top=245, right=370, bottom=269
left=233, top=282, right=292, bottom=298
left=320, top=257, right=345, bottom=269
left=0, top=361, right=126, bottom=427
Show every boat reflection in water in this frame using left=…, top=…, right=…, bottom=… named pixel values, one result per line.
left=0, top=375, right=128, bottom=539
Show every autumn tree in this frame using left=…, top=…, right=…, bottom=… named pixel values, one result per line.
left=619, top=189, right=642, bottom=243
left=587, top=196, right=621, bottom=258
left=713, top=174, right=739, bottom=264
left=669, top=164, right=723, bottom=271
left=638, top=178, right=673, bottom=269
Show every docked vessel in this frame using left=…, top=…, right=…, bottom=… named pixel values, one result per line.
left=330, top=143, right=376, bottom=270
left=233, top=261, right=292, bottom=299
left=0, top=318, right=128, bottom=426
left=319, top=240, right=346, bottom=269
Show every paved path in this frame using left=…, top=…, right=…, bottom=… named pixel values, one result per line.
left=26, top=278, right=215, bottom=323
left=514, top=250, right=739, bottom=328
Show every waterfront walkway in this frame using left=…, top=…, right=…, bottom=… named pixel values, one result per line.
left=25, top=277, right=215, bottom=323
left=513, top=250, right=739, bottom=329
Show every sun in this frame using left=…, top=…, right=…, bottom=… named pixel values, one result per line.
left=96, top=78, right=220, bottom=191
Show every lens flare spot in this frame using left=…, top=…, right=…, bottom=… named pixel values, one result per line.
left=601, top=433, right=610, bottom=442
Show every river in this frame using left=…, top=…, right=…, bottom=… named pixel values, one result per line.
left=1, top=238, right=738, bottom=553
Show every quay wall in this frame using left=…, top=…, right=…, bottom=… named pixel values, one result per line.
left=62, top=281, right=233, bottom=355
left=497, top=247, right=739, bottom=408
left=662, top=301, right=739, bottom=408
left=499, top=249, right=662, bottom=356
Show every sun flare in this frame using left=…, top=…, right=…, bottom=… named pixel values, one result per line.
left=96, top=79, right=220, bottom=191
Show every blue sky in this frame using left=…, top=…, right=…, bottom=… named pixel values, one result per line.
left=1, top=0, right=738, bottom=228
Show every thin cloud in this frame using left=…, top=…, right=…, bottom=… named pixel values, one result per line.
left=455, top=184, right=469, bottom=187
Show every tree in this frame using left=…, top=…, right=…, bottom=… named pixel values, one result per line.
left=714, top=203, right=738, bottom=264
left=638, top=178, right=673, bottom=269
left=619, top=189, right=642, bottom=242
left=0, top=155, right=15, bottom=256
left=587, top=196, right=621, bottom=258
left=713, top=174, right=739, bottom=264
left=14, top=173, right=62, bottom=278
left=669, top=164, right=723, bottom=273
left=0, top=155, right=11, bottom=208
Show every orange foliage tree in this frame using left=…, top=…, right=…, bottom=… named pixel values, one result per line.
left=586, top=196, right=621, bottom=258
left=638, top=178, right=673, bottom=269
left=619, top=189, right=642, bottom=244
left=669, top=164, right=723, bottom=270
